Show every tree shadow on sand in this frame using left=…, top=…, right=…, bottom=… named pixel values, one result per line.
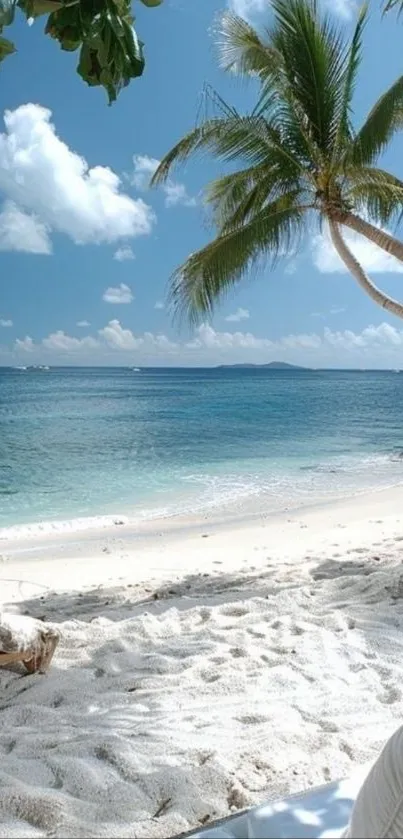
left=2, top=566, right=280, bottom=625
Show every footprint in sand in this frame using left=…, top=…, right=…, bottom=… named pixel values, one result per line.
left=229, top=647, right=247, bottom=658
left=236, top=713, right=270, bottom=725
left=210, top=655, right=226, bottom=665
left=220, top=605, right=250, bottom=618
left=318, top=719, right=339, bottom=733
left=200, top=669, right=221, bottom=683
left=2, top=739, right=16, bottom=754
left=15, top=795, right=64, bottom=831
left=339, top=741, right=355, bottom=760
left=260, top=654, right=280, bottom=667
left=247, top=628, right=266, bottom=639
left=378, top=686, right=402, bottom=705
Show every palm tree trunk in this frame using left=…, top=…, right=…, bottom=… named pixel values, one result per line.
left=334, top=211, right=403, bottom=264
left=328, top=219, right=403, bottom=319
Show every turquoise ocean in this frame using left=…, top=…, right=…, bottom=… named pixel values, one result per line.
left=1, top=366, right=403, bottom=535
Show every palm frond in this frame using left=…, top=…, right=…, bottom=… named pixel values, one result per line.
left=205, top=158, right=306, bottom=231
left=346, top=166, right=403, bottom=225
left=205, top=166, right=270, bottom=227
left=169, top=194, right=305, bottom=323
left=383, top=0, right=403, bottom=14
left=150, top=111, right=306, bottom=187
left=350, top=76, right=403, bottom=165
left=216, top=12, right=283, bottom=81
left=331, top=3, right=367, bottom=162
left=150, top=116, right=265, bottom=186
left=269, top=0, right=347, bottom=157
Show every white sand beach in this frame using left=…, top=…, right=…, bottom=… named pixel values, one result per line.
left=1, top=488, right=403, bottom=837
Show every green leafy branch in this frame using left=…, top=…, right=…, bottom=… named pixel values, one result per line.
left=0, top=0, right=163, bottom=103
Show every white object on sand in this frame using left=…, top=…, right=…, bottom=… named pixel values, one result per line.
left=0, top=612, right=59, bottom=673
left=182, top=771, right=366, bottom=839
left=344, top=724, right=403, bottom=838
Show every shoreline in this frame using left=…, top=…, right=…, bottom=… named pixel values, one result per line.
left=2, top=477, right=403, bottom=545
left=2, top=482, right=403, bottom=606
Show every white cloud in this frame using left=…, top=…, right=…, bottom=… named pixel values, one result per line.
left=186, top=323, right=274, bottom=351
left=10, top=320, right=403, bottom=368
left=15, top=336, right=34, bottom=352
left=154, top=300, right=165, bottom=310
left=313, top=225, right=403, bottom=274
left=0, top=318, right=12, bottom=327
left=131, top=154, right=196, bottom=208
left=103, top=283, right=134, bottom=304
left=0, top=201, right=51, bottom=254
left=229, top=0, right=353, bottom=27
left=324, top=0, right=355, bottom=18
left=330, top=307, right=346, bottom=315
left=42, top=331, right=99, bottom=352
left=225, top=307, right=250, bottom=322
left=98, top=320, right=178, bottom=354
left=114, top=246, right=135, bottom=262
left=98, top=320, right=142, bottom=351
left=322, top=322, right=403, bottom=351
left=228, top=0, right=266, bottom=21
left=163, top=182, right=197, bottom=208
left=131, top=155, right=160, bottom=191
left=0, top=104, right=155, bottom=251
left=77, top=320, right=90, bottom=328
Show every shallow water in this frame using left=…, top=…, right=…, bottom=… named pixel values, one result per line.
left=1, top=366, right=403, bottom=532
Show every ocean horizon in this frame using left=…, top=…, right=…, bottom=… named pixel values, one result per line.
left=1, top=365, right=403, bottom=537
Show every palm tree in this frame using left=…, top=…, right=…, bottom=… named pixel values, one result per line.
left=151, top=0, right=403, bottom=322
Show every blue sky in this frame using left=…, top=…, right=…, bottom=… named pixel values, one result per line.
left=1, top=0, right=403, bottom=367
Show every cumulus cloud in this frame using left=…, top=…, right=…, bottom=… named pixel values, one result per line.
left=0, top=318, right=12, bottom=327
left=10, top=320, right=403, bottom=368
left=324, top=0, right=355, bottom=18
left=225, top=307, right=250, bottom=322
left=131, top=154, right=160, bottom=191
left=0, top=104, right=155, bottom=251
left=42, top=331, right=99, bottom=352
left=99, top=320, right=178, bottom=353
left=113, top=246, right=135, bottom=262
left=0, top=201, right=51, bottom=254
left=15, top=336, right=34, bottom=352
left=231, top=0, right=355, bottom=21
left=186, top=323, right=274, bottom=351
left=154, top=300, right=165, bottom=310
left=228, top=0, right=266, bottom=20
left=313, top=225, right=403, bottom=274
left=163, top=182, right=197, bottom=208
left=98, top=320, right=142, bottom=350
left=131, top=154, right=196, bottom=208
left=103, top=283, right=134, bottom=304
left=77, top=320, right=90, bottom=328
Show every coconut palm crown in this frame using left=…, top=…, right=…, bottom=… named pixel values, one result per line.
left=151, top=0, right=403, bottom=322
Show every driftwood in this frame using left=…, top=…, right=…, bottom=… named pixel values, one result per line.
left=0, top=613, right=60, bottom=674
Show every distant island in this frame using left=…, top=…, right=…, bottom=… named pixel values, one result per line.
left=216, top=361, right=310, bottom=370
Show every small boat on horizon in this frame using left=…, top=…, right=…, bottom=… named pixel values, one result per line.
left=132, top=368, right=141, bottom=372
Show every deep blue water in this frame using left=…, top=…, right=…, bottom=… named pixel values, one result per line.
left=1, top=366, right=403, bottom=530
